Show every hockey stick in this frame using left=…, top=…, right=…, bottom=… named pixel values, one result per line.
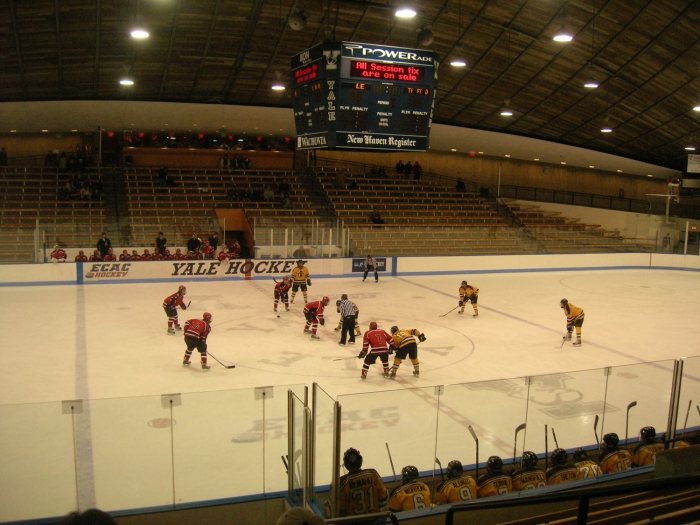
left=680, top=400, right=693, bottom=438
left=385, top=443, right=398, bottom=483
left=439, top=306, right=459, bottom=317
left=545, top=424, right=548, bottom=471
left=435, top=457, right=445, bottom=484
left=594, top=415, right=600, bottom=450
left=559, top=335, right=567, bottom=348
left=468, top=425, right=479, bottom=482
left=512, top=423, right=526, bottom=467
left=625, top=401, right=637, bottom=449
left=551, top=427, right=560, bottom=449
left=281, top=455, right=289, bottom=473
left=332, top=356, right=360, bottom=361
left=207, top=352, right=236, bottom=369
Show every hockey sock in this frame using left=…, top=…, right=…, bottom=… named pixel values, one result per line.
left=362, top=365, right=369, bottom=377
left=201, top=352, right=207, bottom=365
left=274, top=299, right=279, bottom=310
left=303, top=293, right=308, bottom=302
left=169, top=320, right=174, bottom=328
left=410, top=358, right=419, bottom=373
left=473, top=307, right=478, bottom=315
left=392, top=358, right=403, bottom=372
left=184, top=350, right=193, bottom=361
left=576, top=327, right=582, bottom=341
left=291, top=291, right=296, bottom=301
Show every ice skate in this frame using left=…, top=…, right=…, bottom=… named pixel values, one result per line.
left=334, top=327, right=341, bottom=332
left=201, top=363, right=211, bottom=370
left=390, top=371, right=396, bottom=379
left=285, top=307, right=290, bottom=311
left=349, top=341, right=355, bottom=345
left=573, top=340, right=582, bottom=346
left=174, top=324, right=182, bottom=330
left=361, top=374, right=367, bottom=380
left=303, top=327, right=310, bottom=333
left=413, top=370, right=420, bottom=377
left=311, top=334, right=320, bottom=340
left=382, top=371, right=390, bottom=378
left=473, top=312, right=478, bottom=317
left=182, top=359, right=190, bottom=366
left=338, top=342, right=346, bottom=346
left=167, top=328, right=176, bottom=335
left=457, top=310, right=463, bottom=314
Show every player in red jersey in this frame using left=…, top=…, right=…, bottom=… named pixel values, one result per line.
left=274, top=276, right=292, bottom=314
left=163, top=249, right=174, bottom=260
left=130, top=249, right=141, bottom=261
left=174, top=248, right=186, bottom=260
left=119, top=249, right=130, bottom=261
left=140, top=248, right=153, bottom=261
left=163, top=285, right=188, bottom=334
left=182, top=312, right=213, bottom=370
left=89, top=249, right=102, bottom=262
left=230, top=240, right=241, bottom=258
left=303, top=296, right=330, bottom=339
left=358, top=322, right=395, bottom=380
left=151, top=248, right=164, bottom=261
left=74, top=250, right=88, bottom=262
left=103, top=248, right=116, bottom=261
left=217, top=245, right=231, bottom=261
left=50, top=245, right=67, bottom=262
left=202, top=240, right=215, bottom=259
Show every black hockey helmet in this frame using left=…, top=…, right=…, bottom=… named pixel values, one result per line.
left=461, top=280, right=468, bottom=287
left=446, top=460, right=463, bottom=479
left=296, top=259, right=305, bottom=267
left=603, top=432, right=619, bottom=447
left=486, top=456, right=503, bottom=474
left=390, top=326, right=399, bottom=334
left=551, top=448, right=568, bottom=467
left=401, top=465, right=419, bottom=484
left=560, top=298, right=568, bottom=308
left=573, top=448, right=588, bottom=462
left=521, top=451, right=538, bottom=469
left=343, top=448, right=363, bottom=470
left=639, top=426, right=656, bottom=443
left=341, top=294, right=348, bottom=300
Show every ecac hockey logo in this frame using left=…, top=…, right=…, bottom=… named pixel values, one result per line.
left=85, top=263, right=131, bottom=279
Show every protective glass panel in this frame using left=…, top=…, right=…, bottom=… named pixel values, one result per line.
left=89, top=395, right=174, bottom=511
left=313, top=383, right=336, bottom=492
left=677, top=355, right=700, bottom=437
left=603, top=360, right=676, bottom=447
left=523, top=368, right=609, bottom=456
left=289, top=393, right=308, bottom=505
left=0, top=402, right=76, bottom=522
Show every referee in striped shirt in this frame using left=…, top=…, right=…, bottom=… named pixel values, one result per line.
left=338, top=294, right=358, bottom=345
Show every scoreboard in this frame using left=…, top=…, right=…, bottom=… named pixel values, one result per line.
left=291, top=42, right=439, bottom=152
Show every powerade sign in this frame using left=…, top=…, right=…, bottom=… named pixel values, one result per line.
left=352, top=258, right=387, bottom=273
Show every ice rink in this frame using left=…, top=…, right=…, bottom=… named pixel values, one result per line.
left=2, top=268, right=699, bottom=404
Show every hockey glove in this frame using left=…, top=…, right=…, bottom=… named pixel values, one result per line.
left=320, top=318, right=325, bottom=326
left=358, top=350, right=368, bottom=359
left=389, top=348, right=394, bottom=355
left=181, top=304, right=187, bottom=310
left=307, top=278, right=312, bottom=286
left=418, top=333, right=426, bottom=342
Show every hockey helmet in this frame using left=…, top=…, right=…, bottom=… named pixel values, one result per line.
left=176, top=248, right=182, bottom=254
left=144, top=249, right=150, bottom=254
left=446, top=460, right=463, bottom=479
left=179, top=285, right=187, bottom=294
left=369, top=321, right=378, bottom=330
left=572, top=448, right=588, bottom=462
left=94, top=249, right=99, bottom=255
left=603, top=432, right=619, bottom=447
left=639, top=426, right=656, bottom=443
left=486, top=456, right=503, bottom=474
left=390, top=326, right=399, bottom=334
left=401, top=465, right=419, bottom=484
left=560, top=298, right=568, bottom=308
left=461, top=280, right=468, bottom=287
left=521, top=451, right=538, bottom=469
left=132, top=250, right=139, bottom=254
left=296, top=259, right=305, bottom=267
left=551, top=448, right=568, bottom=467
left=282, top=275, right=289, bottom=281
left=203, top=312, right=213, bottom=323
left=341, top=294, right=348, bottom=300
left=343, top=448, right=363, bottom=470
left=79, top=250, right=85, bottom=255
left=322, top=296, right=330, bottom=305
left=122, top=249, right=128, bottom=254
left=165, top=249, right=171, bottom=255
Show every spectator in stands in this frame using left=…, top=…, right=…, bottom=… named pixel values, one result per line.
left=293, top=246, right=308, bottom=258
left=187, top=234, right=201, bottom=253
left=369, top=209, right=385, bottom=225
left=103, top=248, right=116, bottom=262
left=404, top=161, right=413, bottom=179
left=158, top=166, right=169, bottom=187
left=241, top=156, right=251, bottom=169
left=456, top=178, right=466, bottom=191
left=156, top=232, right=167, bottom=255
left=130, top=250, right=141, bottom=261
left=395, top=159, right=405, bottom=176
left=89, top=250, right=102, bottom=262
left=74, top=250, right=88, bottom=262
left=141, top=249, right=153, bottom=261
left=79, top=185, right=89, bottom=201
left=278, top=180, right=291, bottom=194
left=96, top=232, right=112, bottom=257
left=349, top=179, right=359, bottom=190
left=219, top=154, right=230, bottom=169
left=263, top=186, right=275, bottom=201
left=50, top=245, right=67, bottom=263
left=119, top=249, right=130, bottom=261
left=0, top=147, right=7, bottom=166
left=58, top=152, right=68, bottom=172
left=60, top=508, right=117, bottom=525
left=378, top=166, right=387, bottom=179
left=282, top=194, right=293, bottom=209
left=413, top=161, right=422, bottom=180
left=209, top=232, right=219, bottom=251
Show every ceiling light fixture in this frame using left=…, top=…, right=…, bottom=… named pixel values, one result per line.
left=686, top=146, right=696, bottom=151
left=500, top=99, right=513, bottom=117
left=553, top=13, right=573, bottom=42
left=271, top=71, right=286, bottom=91
left=583, top=8, right=597, bottom=88
left=130, top=28, right=149, bottom=39
left=694, top=104, right=700, bottom=112
left=450, top=45, right=467, bottom=67
left=395, top=3, right=416, bottom=18
left=119, top=77, right=134, bottom=86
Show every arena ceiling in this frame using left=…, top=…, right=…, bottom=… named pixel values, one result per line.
left=1, top=0, right=699, bottom=171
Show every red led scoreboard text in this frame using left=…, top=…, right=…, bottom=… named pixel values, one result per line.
left=349, top=60, right=425, bottom=83
left=295, top=63, right=318, bottom=85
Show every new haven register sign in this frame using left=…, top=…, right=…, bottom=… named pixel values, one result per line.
left=291, top=42, right=439, bottom=152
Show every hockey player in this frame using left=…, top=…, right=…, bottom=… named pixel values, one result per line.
left=435, top=460, right=477, bottom=504
left=163, top=285, right=188, bottom=334
left=89, top=249, right=102, bottom=262
left=130, top=249, right=141, bottom=261
left=103, top=248, right=116, bottom=261
left=202, top=239, right=215, bottom=259
left=273, top=276, right=292, bottom=314
left=217, top=245, right=231, bottom=261
left=511, top=451, right=546, bottom=491
left=303, top=296, right=329, bottom=339
left=50, top=245, right=67, bottom=262
left=598, top=433, right=632, bottom=474
left=545, top=449, right=578, bottom=486
left=572, top=448, right=602, bottom=479
left=182, top=312, right=213, bottom=370
left=151, top=248, right=164, bottom=261
left=358, top=322, right=394, bottom=380
left=458, top=281, right=479, bottom=316
left=336, top=294, right=358, bottom=345
left=362, top=255, right=379, bottom=282
left=476, top=456, right=512, bottom=497
left=290, top=260, right=311, bottom=303
left=119, top=249, right=131, bottom=261
left=325, top=448, right=387, bottom=517
left=74, top=250, right=88, bottom=262
left=632, top=426, right=665, bottom=467
left=389, top=326, right=425, bottom=378
left=163, top=249, right=174, bottom=261
left=173, top=248, right=186, bottom=260
left=561, top=298, right=584, bottom=346
left=140, top=248, right=153, bottom=261
left=388, top=466, right=432, bottom=511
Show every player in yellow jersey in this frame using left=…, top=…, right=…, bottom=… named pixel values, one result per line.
left=325, top=448, right=388, bottom=517
left=511, top=451, right=546, bottom=491
left=545, top=448, right=578, bottom=486
left=389, top=326, right=425, bottom=378
left=388, top=466, right=432, bottom=512
left=560, top=298, right=584, bottom=346
left=477, top=456, right=512, bottom=498
left=290, top=259, right=311, bottom=304
left=459, top=281, right=479, bottom=316
left=632, top=426, right=665, bottom=467
left=598, top=433, right=632, bottom=474
left=572, top=448, right=602, bottom=479
left=435, top=460, right=477, bottom=504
